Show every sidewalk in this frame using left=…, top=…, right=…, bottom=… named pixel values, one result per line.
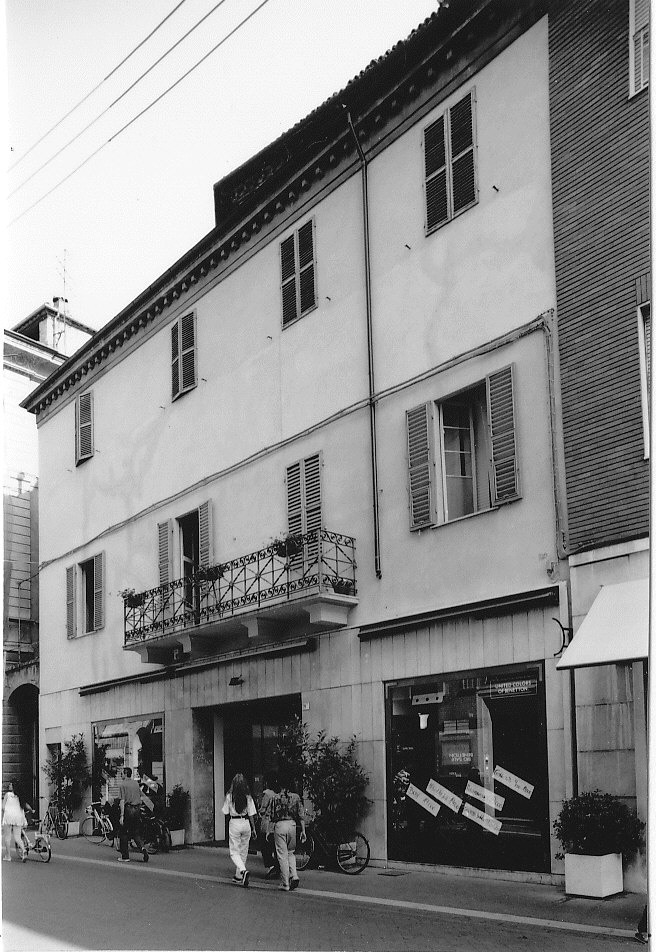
left=52, top=836, right=646, bottom=939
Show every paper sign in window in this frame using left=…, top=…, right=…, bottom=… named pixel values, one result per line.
left=465, top=780, right=504, bottom=812
left=463, top=802, right=502, bottom=835
left=406, top=783, right=440, bottom=817
left=426, top=779, right=463, bottom=814
left=493, top=765, right=534, bottom=799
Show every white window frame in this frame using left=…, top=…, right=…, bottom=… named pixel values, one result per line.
left=637, top=302, right=651, bottom=457
left=66, top=552, right=105, bottom=638
left=630, top=0, right=650, bottom=96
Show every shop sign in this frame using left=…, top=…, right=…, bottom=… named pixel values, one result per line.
left=493, top=765, right=534, bottom=799
left=465, top=780, right=504, bottom=812
left=479, top=677, right=537, bottom=698
left=406, top=783, right=440, bottom=817
left=426, top=779, right=463, bottom=814
left=463, top=802, right=502, bottom=836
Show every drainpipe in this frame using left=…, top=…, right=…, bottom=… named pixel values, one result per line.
left=345, top=108, right=382, bottom=579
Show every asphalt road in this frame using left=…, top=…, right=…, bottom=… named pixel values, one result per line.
left=2, top=849, right=640, bottom=951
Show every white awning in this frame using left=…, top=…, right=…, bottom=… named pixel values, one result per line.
left=556, top=578, right=649, bottom=670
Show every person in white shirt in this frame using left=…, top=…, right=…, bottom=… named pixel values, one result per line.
left=222, top=773, right=257, bottom=886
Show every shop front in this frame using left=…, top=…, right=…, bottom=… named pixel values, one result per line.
left=92, top=713, right=165, bottom=804
left=386, top=662, right=550, bottom=872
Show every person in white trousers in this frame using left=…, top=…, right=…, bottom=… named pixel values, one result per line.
left=270, top=776, right=306, bottom=891
left=222, top=774, right=257, bottom=886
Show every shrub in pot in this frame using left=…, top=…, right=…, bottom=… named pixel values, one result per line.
left=553, top=790, right=644, bottom=897
left=165, top=784, right=190, bottom=846
left=43, top=733, right=91, bottom=834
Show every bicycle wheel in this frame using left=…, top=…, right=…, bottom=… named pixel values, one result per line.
left=335, top=832, right=369, bottom=874
left=55, top=815, right=68, bottom=839
left=81, top=816, right=104, bottom=845
left=295, top=833, right=314, bottom=871
left=35, top=838, right=51, bottom=863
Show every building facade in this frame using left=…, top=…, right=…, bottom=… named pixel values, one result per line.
left=23, top=0, right=645, bottom=880
left=4, top=301, right=93, bottom=803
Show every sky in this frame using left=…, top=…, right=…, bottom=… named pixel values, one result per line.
left=6, top=0, right=438, bottom=333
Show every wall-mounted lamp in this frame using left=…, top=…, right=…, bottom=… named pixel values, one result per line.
left=418, top=713, right=430, bottom=730
left=229, top=676, right=244, bottom=686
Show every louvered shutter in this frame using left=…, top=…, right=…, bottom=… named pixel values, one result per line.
left=635, top=0, right=650, bottom=91
left=75, top=392, right=94, bottom=464
left=281, top=236, right=297, bottom=326
left=450, top=92, right=476, bottom=215
left=180, top=312, right=197, bottom=392
left=303, top=454, right=322, bottom=560
left=158, top=521, right=173, bottom=586
left=171, top=321, right=180, bottom=399
left=286, top=462, right=303, bottom=538
left=297, top=221, right=316, bottom=314
left=66, top=565, right=77, bottom=639
left=644, top=310, right=651, bottom=386
left=198, top=500, right=213, bottom=568
left=487, top=366, right=520, bottom=504
left=406, top=403, right=435, bottom=529
left=425, top=115, right=448, bottom=231
left=93, top=552, right=105, bottom=630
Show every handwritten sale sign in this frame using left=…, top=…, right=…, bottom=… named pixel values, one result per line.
left=465, top=780, right=504, bottom=813
left=462, top=803, right=502, bottom=836
left=493, top=766, right=534, bottom=800
left=406, top=783, right=440, bottom=817
left=426, top=779, right=463, bottom=814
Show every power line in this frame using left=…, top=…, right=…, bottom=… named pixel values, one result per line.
left=8, top=0, right=191, bottom=172
left=8, top=0, right=274, bottom=227
left=9, top=0, right=233, bottom=200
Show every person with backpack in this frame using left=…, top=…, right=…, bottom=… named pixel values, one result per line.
left=222, top=773, right=257, bottom=886
left=270, top=774, right=306, bottom=892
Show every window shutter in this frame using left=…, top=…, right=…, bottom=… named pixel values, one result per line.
left=297, top=221, right=316, bottom=314
left=286, top=462, right=303, bottom=537
left=487, top=366, right=520, bottom=504
left=281, top=236, right=297, bottom=326
left=158, top=520, right=173, bottom=586
left=180, top=312, right=197, bottom=392
left=66, top=565, right=77, bottom=639
left=450, top=92, right=476, bottom=214
left=75, top=392, right=94, bottom=464
left=406, top=403, right=435, bottom=529
left=171, top=321, right=180, bottom=399
left=198, top=500, right=213, bottom=568
left=644, top=309, right=651, bottom=384
left=93, top=552, right=105, bottom=631
left=425, top=116, right=448, bottom=230
left=634, top=0, right=650, bottom=91
left=303, top=454, right=322, bottom=534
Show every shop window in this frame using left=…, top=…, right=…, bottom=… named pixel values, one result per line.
left=93, top=715, right=165, bottom=806
left=386, top=664, right=549, bottom=873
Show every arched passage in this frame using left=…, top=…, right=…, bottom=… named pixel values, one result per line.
left=3, top=682, right=39, bottom=806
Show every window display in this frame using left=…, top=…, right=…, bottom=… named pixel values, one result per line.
left=387, top=664, right=549, bottom=872
left=92, top=715, right=164, bottom=804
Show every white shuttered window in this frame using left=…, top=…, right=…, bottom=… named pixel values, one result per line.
left=66, top=552, right=105, bottom=637
left=631, top=0, right=650, bottom=94
left=75, top=391, right=94, bottom=465
left=286, top=454, right=322, bottom=561
left=171, top=312, right=197, bottom=400
left=424, top=90, right=477, bottom=234
left=280, top=220, right=317, bottom=327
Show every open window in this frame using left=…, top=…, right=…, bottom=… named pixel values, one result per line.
left=66, top=552, right=104, bottom=638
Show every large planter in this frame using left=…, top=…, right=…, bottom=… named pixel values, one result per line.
left=564, top=853, right=623, bottom=898
left=169, top=828, right=185, bottom=847
left=67, top=821, right=80, bottom=837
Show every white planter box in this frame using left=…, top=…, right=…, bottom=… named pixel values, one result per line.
left=169, top=828, right=185, bottom=847
left=67, top=821, right=80, bottom=837
left=564, top=852, right=623, bottom=898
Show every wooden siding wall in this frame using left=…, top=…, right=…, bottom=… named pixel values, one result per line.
left=549, top=0, right=650, bottom=551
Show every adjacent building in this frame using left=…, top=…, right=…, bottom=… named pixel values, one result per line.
left=21, top=0, right=648, bottom=880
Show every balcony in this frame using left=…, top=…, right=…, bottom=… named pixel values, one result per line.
left=123, top=529, right=357, bottom=663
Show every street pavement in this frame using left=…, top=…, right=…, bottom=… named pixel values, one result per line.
left=1, top=836, right=647, bottom=951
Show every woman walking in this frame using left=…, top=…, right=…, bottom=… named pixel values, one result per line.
left=271, top=773, right=306, bottom=892
left=259, top=772, right=280, bottom=879
left=222, top=773, right=257, bottom=886
left=2, top=781, right=29, bottom=862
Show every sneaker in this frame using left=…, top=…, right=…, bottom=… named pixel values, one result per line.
left=117, top=857, right=131, bottom=863
left=142, top=849, right=149, bottom=863
left=278, top=883, right=290, bottom=891
left=265, top=866, right=279, bottom=879
left=241, top=870, right=250, bottom=887
left=289, top=878, right=299, bottom=891
left=20, top=852, right=27, bottom=863
left=232, top=874, right=242, bottom=883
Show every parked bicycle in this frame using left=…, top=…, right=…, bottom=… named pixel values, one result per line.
left=82, top=801, right=115, bottom=845
left=39, top=798, right=68, bottom=839
left=295, top=813, right=369, bottom=874
left=140, top=803, right=171, bottom=854
left=16, top=807, right=51, bottom=862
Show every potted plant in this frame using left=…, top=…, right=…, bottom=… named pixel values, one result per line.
left=197, top=564, right=224, bottom=582
left=43, top=733, right=92, bottom=835
left=553, top=790, right=644, bottom=898
left=332, top=578, right=355, bottom=596
left=165, top=784, right=190, bottom=847
left=119, top=588, right=146, bottom=609
left=272, top=533, right=302, bottom=559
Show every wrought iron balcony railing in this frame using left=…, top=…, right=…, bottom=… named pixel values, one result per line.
left=123, top=528, right=356, bottom=647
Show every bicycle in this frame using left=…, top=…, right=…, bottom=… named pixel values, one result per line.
left=295, top=813, right=370, bottom=874
left=81, top=802, right=115, bottom=845
left=16, top=807, right=51, bottom=863
left=39, top=798, right=68, bottom=839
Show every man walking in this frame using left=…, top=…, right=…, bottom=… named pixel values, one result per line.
left=118, top=767, right=148, bottom=863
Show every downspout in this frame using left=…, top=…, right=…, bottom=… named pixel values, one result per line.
left=346, top=109, right=382, bottom=579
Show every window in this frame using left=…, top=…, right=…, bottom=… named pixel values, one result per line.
left=157, top=500, right=213, bottom=588
left=280, top=220, right=316, bottom=326
left=424, top=90, right=477, bottom=234
left=406, top=366, right=519, bottom=530
left=286, top=453, right=322, bottom=562
left=171, top=311, right=197, bottom=400
left=75, top=391, right=94, bottom=465
left=630, top=0, right=650, bottom=94
left=66, top=552, right=104, bottom=637
left=637, top=295, right=651, bottom=458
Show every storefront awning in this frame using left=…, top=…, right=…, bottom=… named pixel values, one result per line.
left=556, top=578, right=649, bottom=670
